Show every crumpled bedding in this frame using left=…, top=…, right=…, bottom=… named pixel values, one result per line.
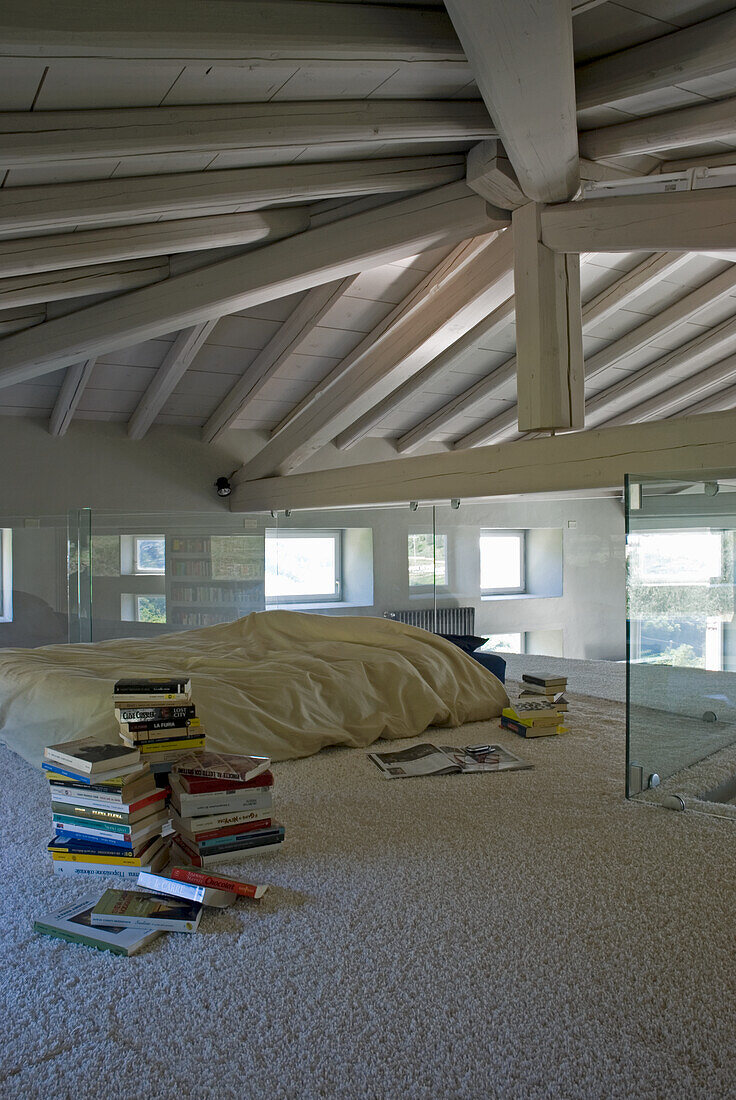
left=0, top=610, right=509, bottom=766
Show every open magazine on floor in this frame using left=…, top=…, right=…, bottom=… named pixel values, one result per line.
left=367, top=742, right=533, bottom=779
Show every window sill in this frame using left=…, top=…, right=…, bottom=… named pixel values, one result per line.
left=265, top=600, right=367, bottom=611
left=481, top=592, right=562, bottom=602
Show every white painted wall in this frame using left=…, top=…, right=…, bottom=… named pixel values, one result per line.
left=0, top=419, right=627, bottom=658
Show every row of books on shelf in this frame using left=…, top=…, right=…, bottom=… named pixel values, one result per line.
left=170, top=584, right=262, bottom=603
left=501, top=673, right=571, bottom=739
left=170, top=610, right=253, bottom=627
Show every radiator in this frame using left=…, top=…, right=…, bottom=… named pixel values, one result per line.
left=383, top=607, right=475, bottom=635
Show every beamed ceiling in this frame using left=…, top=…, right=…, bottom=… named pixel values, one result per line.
left=2, top=0, right=736, bottom=482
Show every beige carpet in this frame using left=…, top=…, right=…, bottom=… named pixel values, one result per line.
left=1, top=679, right=734, bottom=1100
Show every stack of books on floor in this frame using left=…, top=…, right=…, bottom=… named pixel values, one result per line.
left=114, top=675, right=205, bottom=777
left=43, top=737, right=170, bottom=881
left=33, top=872, right=270, bottom=955
left=501, top=674, right=570, bottom=739
left=168, top=751, right=284, bottom=866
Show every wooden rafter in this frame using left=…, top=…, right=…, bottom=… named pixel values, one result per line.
left=0, top=182, right=506, bottom=390
left=0, top=155, right=467, bottom=237
left=127, top=322, right=219, bottom=440
left=0, top=101, right=493, bottom=168
left=49, top=359, right=97, bottom=437
left=238, top=230, right=516, bottom=479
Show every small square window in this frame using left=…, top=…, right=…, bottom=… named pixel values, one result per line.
left=480, top=531, right=526, bottom=594
left=135, top=537, right=165, bottom=574
left=121, top=594, right=166, bottom=623
left=479, top=632, right=525, bottom=654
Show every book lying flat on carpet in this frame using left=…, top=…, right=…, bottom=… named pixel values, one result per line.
left=91, top=888, right=202, bottom=933
left=136, top=871, right=237, bottom=908
left=367, top=742, right=532, bottom=779
left=44, top=738, right=140, bottom=776
left=33, top=895, right=162, bottom=955
left=171, top=866, right=269, bottom=900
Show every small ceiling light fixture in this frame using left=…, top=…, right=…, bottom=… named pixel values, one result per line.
left=215, top=476, right=232, bottom=497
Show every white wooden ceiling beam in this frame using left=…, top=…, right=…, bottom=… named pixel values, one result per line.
left=444, top=0, right=579, bottom=203
left=580, top=95, right=736, bottom=162
left=583, top=314, right=736, bottom=430
left=0, top=305, right=45, bottom=337
left=0, top=257, right=169, bottom=309
left=0, top=101, right=493, bottom=169
left=541, top=189, right=736, bottom=255
left=202, top=276, right=358, bottom=444
left=513, top=202, right=583, bottom=433
left=679, top=381, right=736, bottom=418
left=599, top=353, right=736, bottom=429
left=49, top=359, right=96, bottom=437
left=0, top=182, right=505, bottom=390
left=127, top=321, right=219, bottom=440
left=228, top=409, right=736, bottom=512
left=395, top=251, right=689, bottom=453
left=236, top=229, right=516, bottom=480
left=0, top=210, right=310, bottom=278
left=465, top=140, right=526, bottom=210
left=0, top=1, right=465, bottom=62
left=0, top=155, right=466, bottom=238
left=333, top=297, right=516, bottom=451
left=452, top=262, right=736, bottom=452
left=575, top=8, right=736, bottom=111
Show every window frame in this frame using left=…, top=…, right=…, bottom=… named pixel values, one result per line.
left=407, top=531, right=449, bottom=591
left=121, top=593, right=167, bottom=623
left=0, top=528, right=12, bottom=623
left=120, top=534, right=166, bottom=576
left=264, top=528, right=343, bottom=604
left=479, top=529, right=527, bottom=595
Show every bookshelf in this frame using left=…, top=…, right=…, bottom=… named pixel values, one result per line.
left=167, top=535, right=264, bottom=627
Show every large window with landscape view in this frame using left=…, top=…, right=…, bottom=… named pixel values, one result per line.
left=265, top=530, right=342, bottom=603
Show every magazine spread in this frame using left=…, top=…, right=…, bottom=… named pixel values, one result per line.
left=367, top=742, right=532, bottom=779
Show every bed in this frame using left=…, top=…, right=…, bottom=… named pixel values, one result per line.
left=0, top=610, right=509, bottom=767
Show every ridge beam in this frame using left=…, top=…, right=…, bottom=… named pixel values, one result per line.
left=445, top=0, right=579, bottom=203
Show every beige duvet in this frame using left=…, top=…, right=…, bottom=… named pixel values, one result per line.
left=0, top=610, right=508, bottom=767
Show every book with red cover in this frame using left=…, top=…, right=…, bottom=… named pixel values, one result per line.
left=178, top=770, right=274, bottom=794
left=171, top=866, right=269, bottom=900
left=171, top=751, right=270, bottom=783
left=173, top=814, right=274, bottom=843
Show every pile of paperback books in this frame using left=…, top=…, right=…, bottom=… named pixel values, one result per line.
left=43, top=737, right=169, bottom=882
left=501, top=673, right=570, bottom=739
left=168, top=751, right=284, bottom=866
left=114, top=675, right=205, bottom=776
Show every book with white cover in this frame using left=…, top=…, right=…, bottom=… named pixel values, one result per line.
left=137, top=871, right=237, bottom=907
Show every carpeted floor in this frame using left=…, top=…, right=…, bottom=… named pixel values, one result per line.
left=2, top=676, right=734, bottom=1100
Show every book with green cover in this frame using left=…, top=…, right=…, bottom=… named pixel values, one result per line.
left=91, top=888, right=202, bottom=932
left=33, top=895, right=162, bottom=955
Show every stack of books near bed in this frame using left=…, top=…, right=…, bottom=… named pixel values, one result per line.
left=113, top=676, right=206, bottom=777
left=518, top=673, right=570, bottom=731
left=501, top=674, right=570, bottom=739
left=43, top=737, right=170, bottom=881
left=168, top=751, right=284, bottom=867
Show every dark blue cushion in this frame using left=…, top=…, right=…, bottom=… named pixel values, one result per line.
left=437, top=633, right=506, bottom=683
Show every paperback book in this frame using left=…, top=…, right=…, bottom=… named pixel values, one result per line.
left=91, top=888, right=202, bottom=933
left=136, top=871, right=237, bottom=907
left=34, top=894, right=162, bottom=955
left=171, top=834, right=281, bottom=867
left=170, top=866, right=269, bottom=900
left=44, top=738, right=140, bottom=776
left=171, top=751, right=271, bottom=783
left=368, top=742, right=532, bottom=779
